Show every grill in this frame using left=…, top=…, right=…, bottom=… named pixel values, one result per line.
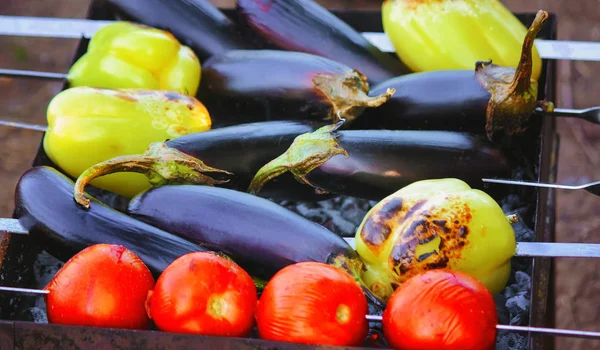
left=0, top=1, right=589, bottom=349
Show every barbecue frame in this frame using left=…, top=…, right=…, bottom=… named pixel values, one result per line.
left=0, top=2, right=559, bottom=349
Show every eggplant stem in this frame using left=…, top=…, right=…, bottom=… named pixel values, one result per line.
left=474, top=10, right=550, bottom=140
left=74, top=142, right=232, bottom=209
left=511, top=11, right=548, bottom=94
left=248, top=121, right=348, bottom=195
left=313, top=70, right=395, bottom=123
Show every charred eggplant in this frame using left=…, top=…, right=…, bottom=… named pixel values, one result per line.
left=127, top=185, right=360, bottom=281
left=354, top=11, right=553, bottom=139
left=235, top=0, right=410, bottom=84
left=197, top=50, right=394, bottom=126
left=103, top=0, right=261, bottom=61
left=13, top=166, right=210, bottom=277
left=72, top=120, right=511, bottom=204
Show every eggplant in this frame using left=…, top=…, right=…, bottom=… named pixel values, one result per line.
left=197, top=50, right=395, bottom=126
left=73, top=120, right=511, bottom=204
left=235, top=0, right=410, bottom=85
left=102, top=0, right=261, bottom=61
left=353, top=12, right=551, bottom=140
left=127, top=185, right=359, bottom=281
left=13, top=166, right=210, bottom=277
left=248, top=126, right=513, bottom=200
left=353, top=70, right=491, bottom=132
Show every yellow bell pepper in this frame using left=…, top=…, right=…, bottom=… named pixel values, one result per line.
left=382, top=0, right=542, bottom=81
left=43, top=87, right=211, bottom=198
left=67, top=22, right=201, bottom=95
left=355, top=178, right=516, bottom=301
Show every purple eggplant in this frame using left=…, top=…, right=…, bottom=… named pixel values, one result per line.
left=353, top=70, right=491, bottom=132
left=13, top=166, right=210, bottom=277
left=235, top=0, right=411, bottom=84
left=197, top=50, right=395, bottom=127
left=127, top=185, right=359, bottom=281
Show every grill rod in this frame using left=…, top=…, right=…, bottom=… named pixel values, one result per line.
left=0, top=285, right=597, bottom=339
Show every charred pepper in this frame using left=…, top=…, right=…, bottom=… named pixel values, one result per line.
left=67, top=22, right=202, bottom=95
left=43, top=87, right=214, bottom=198
left=382, top=0, right=543, bottom=81
left=355, top=178, right=516, bottom=301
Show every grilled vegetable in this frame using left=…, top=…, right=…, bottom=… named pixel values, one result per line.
left=103, top=0, right=260, bottom=61
left=72, top=120, right=511, bottom=205
left=45, top=244, right=155, bottom=330
left=67, top=21, right=201, bottom=95
left=126, top=185, right=362, bottom=283
left=356, top=10, right=553, bottom=139
left=383, top=270, right=497, bottom=350
left=382, top=0, right=543, bottom=81
left=355, top=178, right=516, bottom=301
left=13, top=166, right=212, bottom=278
left=236, top=0, right=410, bottom=85
left=197, top=50, right=395, bottom=125
left=146, top=252, right=257, bottom=337
left=247, top=123, right=511, bottom=200
left=256, top=262, right=369, bottom=346
left=43, top=87, right=218, bottom=198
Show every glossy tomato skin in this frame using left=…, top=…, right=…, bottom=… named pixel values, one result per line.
left=382, top=270, right=497, bottom=350
left=45, top=244, right=155, bottom=329
left=256, top=262, right=369, bottom=346
left=146, top=252, right=257, bottom=337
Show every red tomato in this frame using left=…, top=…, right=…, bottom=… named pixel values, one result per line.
left=145, top=252, right=257, bottom=337
left=256, top=262, right=368, bottom=346
left=382, top=270, right=497, bottom=350
left=45, top=244, right=155, bottom=329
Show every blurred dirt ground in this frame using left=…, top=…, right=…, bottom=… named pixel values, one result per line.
left=0, top=1, right=598, bottom=349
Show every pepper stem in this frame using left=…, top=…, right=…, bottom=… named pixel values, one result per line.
left=313, top=70, right=395, bottom=123
left=74, top=142, right=232, bottom=209
left=474, top=10, right=549, bottom=140
left=247, top=121, right=348, bottom=196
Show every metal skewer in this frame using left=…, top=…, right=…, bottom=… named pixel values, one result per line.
left=2, top=16, right=600, bottom=62
left=0, top=68, right=67, bottom=81
left=544, top=107, right=600, bottom=125
left=2, top=219, right=599, bottom=258
left=483, top=178, right=600, bottom=196
left=0, top=285, right=596, bottom=340
left=364, top=315, right=600, bottom=340
left=0, top=119, right=47, bottom=132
